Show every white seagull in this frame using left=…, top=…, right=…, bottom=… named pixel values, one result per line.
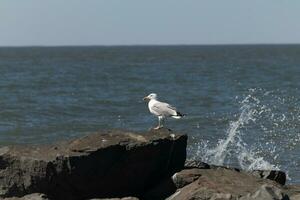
left=143, top=93, right=184, bottom=129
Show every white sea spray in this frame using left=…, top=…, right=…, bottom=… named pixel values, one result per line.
left=191, top=89, right=289, bottom=175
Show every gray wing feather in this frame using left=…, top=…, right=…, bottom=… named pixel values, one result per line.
left=151, top=102, right=177, bottom=116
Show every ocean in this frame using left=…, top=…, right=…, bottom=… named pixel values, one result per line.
left=0, top=45, right=299, bottom=183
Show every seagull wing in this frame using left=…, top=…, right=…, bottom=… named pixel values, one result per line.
left=151, top=101, right=177, bottom=117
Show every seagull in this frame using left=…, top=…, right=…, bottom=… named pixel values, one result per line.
left=143, top=93, right=184, bottom=129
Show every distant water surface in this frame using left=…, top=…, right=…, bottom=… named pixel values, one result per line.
left=0, top=45, right=300, bottom=183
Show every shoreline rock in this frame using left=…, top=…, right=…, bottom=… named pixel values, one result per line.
left=144, top=162, right=289, bottom=200
left=0, top=129, right=297, bottom=200
left=0, top=129, right=186, bottom=200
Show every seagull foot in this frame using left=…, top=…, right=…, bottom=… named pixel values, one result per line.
left=153, top=126, right=163, bottom=130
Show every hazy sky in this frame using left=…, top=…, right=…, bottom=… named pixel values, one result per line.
left=1, top=0, right=300, bottom=46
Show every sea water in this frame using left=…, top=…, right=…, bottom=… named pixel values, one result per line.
left=0, top=45, right=299, bottom=183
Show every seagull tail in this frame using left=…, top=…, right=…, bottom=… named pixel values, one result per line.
left=172, top=111, right=185, bottom=119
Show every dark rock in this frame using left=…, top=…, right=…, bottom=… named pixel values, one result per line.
left=165, top=167, right=288, bottom=200
left=184, top=159, right=242, bottom=171
left=209, top=164, right=241, bottom=172
left=2, top=193, right=49, bottom=200
left=250, top=170, right=286, bottom=185
left=88, top=198, right=139, bottom=200
left=0, top=130, right=187, bottom=200
left=143, top=167, right=204, bottom=199
left=143, top=177, right=177, bottom=200
left=184, top=159, right=210, bottom=169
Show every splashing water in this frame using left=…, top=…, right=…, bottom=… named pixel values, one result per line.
left=189, top=88, right=300, bottom=183
left=237, top=146, right=278, bottom=171
left=205, top=102, right=255, bottom=166
left=193, top=90, right=280, bottom=172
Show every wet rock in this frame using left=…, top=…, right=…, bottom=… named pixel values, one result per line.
left=0, top=129, right=187, bottom=200
left=250, top=170, right=286, bottom=185
left=184, top=159, right=210, bottom=169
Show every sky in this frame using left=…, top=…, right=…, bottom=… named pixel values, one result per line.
left=1, top=0, right=300, bottom=46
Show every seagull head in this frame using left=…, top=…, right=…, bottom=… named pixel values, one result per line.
left=143, top=93, right=157, bottom=101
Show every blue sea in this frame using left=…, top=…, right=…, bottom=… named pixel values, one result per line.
left=0, top=45, right=299, bottom=183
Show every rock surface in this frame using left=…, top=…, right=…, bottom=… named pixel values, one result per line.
left=164, top=167, right=288, bottom=200
left=184, top=159, right=286, bottom=185
left=0, top=128, right=297, bottom=200
left=88, top=198, right=139, bottom=200
left=284, top=185, right=300, bottom=200
left=250, top=170, right=286, bottom=185
left=184, top=159, right=210, bottom=169
left=239, top=184, right=289, bottom=200
left=2, top=193, right=49, bottom=200
left=145, top=162, right=291, bottom=200
left=0, top=129, right=187, bottom=200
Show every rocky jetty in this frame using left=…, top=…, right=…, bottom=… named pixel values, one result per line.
left=0, top=129, right=298, bottom=200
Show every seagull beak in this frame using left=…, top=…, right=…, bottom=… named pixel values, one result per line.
left=143, top=96, right=149, bottom=101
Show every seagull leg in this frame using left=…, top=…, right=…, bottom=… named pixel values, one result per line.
left=160, top=116, right=164, bottom=128
left=154, top=116, right=163, bottom=130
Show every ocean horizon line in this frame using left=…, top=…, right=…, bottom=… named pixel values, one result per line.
left=1, top=43, right=300, bottom=48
